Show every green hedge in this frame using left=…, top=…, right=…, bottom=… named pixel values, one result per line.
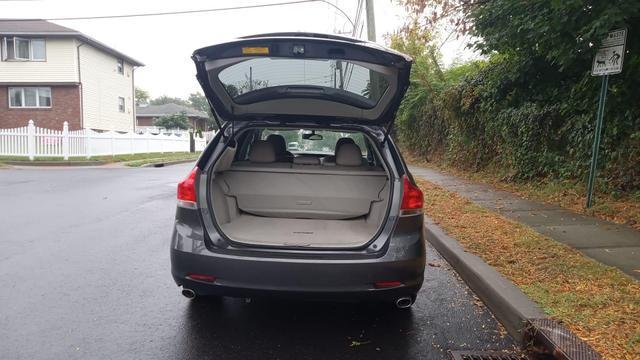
left=391, top=1, right=640, bottom=194
left=394, top=53, right=640, bottom=192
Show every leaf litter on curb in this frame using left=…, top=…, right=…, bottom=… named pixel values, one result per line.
left=417, top=179, right=640, bottom=360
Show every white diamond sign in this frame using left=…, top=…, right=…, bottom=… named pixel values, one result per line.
left=591, top=29, right=627, bottom=76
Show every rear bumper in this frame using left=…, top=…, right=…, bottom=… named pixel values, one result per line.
left=170, top=209, right=426, bottom=301
left=171, top=249, right=424, bottom=301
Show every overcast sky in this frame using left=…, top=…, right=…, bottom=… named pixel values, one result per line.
left=3, top=0, right=476, bottom=99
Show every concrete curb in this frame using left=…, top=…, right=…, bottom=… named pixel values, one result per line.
left=424, top=217, right=546, bottom=345
left=2, top=160, right=105, bottom=167
left=139, top=159, right=197, bottom=168
left=425, top=217, right=601, bottom=359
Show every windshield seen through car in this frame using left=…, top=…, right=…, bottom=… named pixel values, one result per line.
left=261, top=129, right=367, bottom=155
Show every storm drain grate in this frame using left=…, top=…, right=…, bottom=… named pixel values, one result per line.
left=449, top=350, right=530, bottom=360
left=527, top=319, right=601, bottom=360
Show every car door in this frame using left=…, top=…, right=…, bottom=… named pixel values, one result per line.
left=192, top=33, right=412, bottom=127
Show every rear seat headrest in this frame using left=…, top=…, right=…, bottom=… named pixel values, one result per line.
left=249, top=140, right=276, bottom=163
left=335, top=137, right=355, bottom=152
left=293, top=156, right=320, bottom=165
left=336, top=143, right=363, bottom=166
left=266, top=134, right=287, bottom=155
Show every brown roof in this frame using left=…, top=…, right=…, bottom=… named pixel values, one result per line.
left=0, top=19, right=144, bottom=66
left=0, top=19, right=76, bottom=33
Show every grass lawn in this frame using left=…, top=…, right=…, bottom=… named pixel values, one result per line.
left=123, top=153, right=200, bottom=167
left=404, top=152, right=640, bottom=231
left=0, top=152, right=200, bottom=166
left=418, top=179, right=640, bottom=359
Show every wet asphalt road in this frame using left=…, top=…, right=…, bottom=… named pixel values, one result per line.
left=0, top=164, right=515, bottom=359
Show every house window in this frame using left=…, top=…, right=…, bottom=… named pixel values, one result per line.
left=118, top=97, right=125, bottom=112
left=117, top=58, right=124, bottom=74
left=1, top=37, right=46, bottom=61
left=8, top=87, right=51, bottom=108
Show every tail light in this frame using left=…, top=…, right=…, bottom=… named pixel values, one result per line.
left=177, top=167, right=199, bottom=209
left=374, top=280, right=403, bottom=289
left=186, top=273, right=216, bottom=282
left=400, top=175, right=423, bottom=216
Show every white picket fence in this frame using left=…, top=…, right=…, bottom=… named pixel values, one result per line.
left=0, top=120, right=210, bottom=160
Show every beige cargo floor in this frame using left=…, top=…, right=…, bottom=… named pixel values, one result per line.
left=220, top=213, right=377, bottom=248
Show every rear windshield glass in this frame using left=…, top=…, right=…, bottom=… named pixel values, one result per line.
left=261, top=129, right=367, bottom=155
left=218, top=58, right=389, bottom=103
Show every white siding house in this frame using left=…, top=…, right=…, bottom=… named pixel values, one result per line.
left=0, top=38, right=78, bottom=83
left=0, top=20, right=143, bottom=131
left=78, top=41, right=136, bottom=131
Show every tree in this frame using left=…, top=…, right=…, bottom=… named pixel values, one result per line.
left=188, top=92, right=218, bottom=129
left=362, top=78, right=390, bottom=100
left=397, top=0, right=477, bottom=40
left=188, top=92, right=211, bottom=116
left=153, top=112, right=190, bottom=130
left=468, top=1, right=640, bottom=70
left=236, top=74, right=268, bottom=95
left=393, top=0, right=640, bottom=190
left=224, top=84, right=239, bottom=98
left=150, top=95, right=189, bottom=106
left=135, top=87, right=150, bottom=106
left=400, top=0, right=640, bottom=70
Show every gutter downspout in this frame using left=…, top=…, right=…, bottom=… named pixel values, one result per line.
left=76, top=41, right=85, bottom=129
left=131, top=66, right=137, bottom=132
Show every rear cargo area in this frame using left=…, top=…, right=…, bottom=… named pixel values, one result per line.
left=210, top=152, right=390, bottom=248
left=219, top=214, right=377, bottom=247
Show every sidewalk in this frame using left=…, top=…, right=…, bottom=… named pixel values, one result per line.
left=410, top=166, right=640, bottom=280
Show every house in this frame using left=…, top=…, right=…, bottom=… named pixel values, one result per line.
left=0, top=19, right=144, bottom=131
left=136, top=103, right=209, bottom=132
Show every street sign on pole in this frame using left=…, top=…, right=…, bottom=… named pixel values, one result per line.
left=591, top=29, right=626, bottom=76
left=586, top=29, right=626, bottom=208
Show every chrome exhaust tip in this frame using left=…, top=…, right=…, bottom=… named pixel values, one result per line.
left=181, top=288, right=196, bottom=299
left=395, top=296, right=413, bottom=309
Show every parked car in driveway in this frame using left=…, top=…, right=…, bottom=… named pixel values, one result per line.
left=287, top=141, right=299, bottom=151
left=170, top=33, right=425, bottom=308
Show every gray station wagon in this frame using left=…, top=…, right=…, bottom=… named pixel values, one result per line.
left=170, top=33, right=425, bottom=308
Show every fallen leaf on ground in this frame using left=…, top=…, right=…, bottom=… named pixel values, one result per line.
left=349, top=340, right=371, bottom=347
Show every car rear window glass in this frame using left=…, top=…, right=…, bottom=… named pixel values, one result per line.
left=218, top=58, right=388, bottom=103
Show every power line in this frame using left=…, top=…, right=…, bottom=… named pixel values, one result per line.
left=351, top=0, right=364, bottom=37
left=9, top=0, right=355, bottom=26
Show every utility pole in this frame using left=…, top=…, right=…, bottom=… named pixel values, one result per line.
left=365, top=0, right=376, bottom=42
left=337, top=61, right=344, bottom=89
left=365, top=0, right=379, bottom=100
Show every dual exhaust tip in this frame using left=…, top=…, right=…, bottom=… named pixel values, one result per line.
left=181, top=288, right=196, bottom=299
left=181, top=288, right=413, bottom=308
left=395, top=296, right=413, bottom=309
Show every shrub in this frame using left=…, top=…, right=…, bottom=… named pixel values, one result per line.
left=153, top=112, right=190, bottom=130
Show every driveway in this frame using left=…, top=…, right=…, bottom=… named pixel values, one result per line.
left=0, top=164, right=515, bottom=359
